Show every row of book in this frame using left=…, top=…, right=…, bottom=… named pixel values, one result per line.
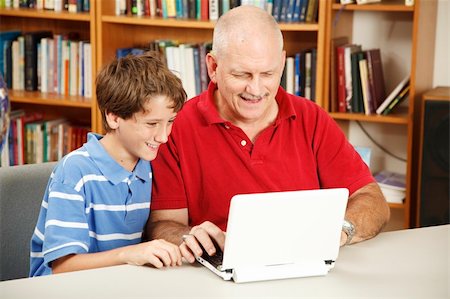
left=374, top=170, right=406, bottom=204
left=118, top=40, right=317, bottom=102
left=283, top=48, right=317, bottom=101
left=331, top=40, right=410, bottom=116
left=117, top=40, right=212, bottom=100
left=332, top=42, right=387, bottom=115
left=0, top=110, right=89, bottom=167
left=1, top=30, right=93, bottom=99
left=0, top=0, right=90, bottom=12
left=115, top=0, right=319, bottom=23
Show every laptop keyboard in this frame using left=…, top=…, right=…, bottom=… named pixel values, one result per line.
left=199, top=242, right=224, bottom=270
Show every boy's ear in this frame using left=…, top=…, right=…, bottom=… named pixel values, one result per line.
left=105, top=111, right=120, bottom=130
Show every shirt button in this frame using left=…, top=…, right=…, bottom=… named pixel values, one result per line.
left=240, top=140, right=247, bottom=146
left=224, top=124, right=230, bottom=129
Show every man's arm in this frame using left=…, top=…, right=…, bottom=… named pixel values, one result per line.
left=148, top=209, right=226, bottom=263
left=341, top=182, right=390, bottom=246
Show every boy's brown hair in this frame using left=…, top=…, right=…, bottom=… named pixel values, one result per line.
left=96, top=51, right=186, bottom=132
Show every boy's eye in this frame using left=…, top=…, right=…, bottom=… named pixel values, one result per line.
left=147, top=122, right=157, bottom=127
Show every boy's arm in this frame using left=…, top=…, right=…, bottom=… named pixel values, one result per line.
left=52, top=239, right=182, bottom=274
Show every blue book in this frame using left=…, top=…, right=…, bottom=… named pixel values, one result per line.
left=292, top=0, right=301, bottom=22
left=294, top=53, right=301, bottom=96
left=299, top=0, right=308, bottom=22
left=0, top=30, right=21, bottom=76
left=272, top=0, right=282, bottom=22
left=286, top=0, right=296, bottom=22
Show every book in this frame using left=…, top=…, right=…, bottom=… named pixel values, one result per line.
left=330, top=37, right=349, bottom=112
left=344, top=44, right=362, bottom=112
left=0, top=30, right=21, bottom=77
left=365, top=49, right=386, bottom=113
left=358, top=58, right=371, bottom=115
left=381, top=84, right=410, bottom=115
left=354, top=146, right=372, bottom=168
left=374, top=170, right=406, bottom=204
left=356, top=0, right=380, bottom=4
left=336, top=45, right=346, bottom=112
left=374, top=170, right=406, bottom=191
left=350, top=51, right=364, bottom=113
left=376, top=75, right=410, bottom=115
left=24, top=30, right=52, bottom=91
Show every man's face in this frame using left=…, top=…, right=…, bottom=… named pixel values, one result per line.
left=207, top=35, right=286, bottom=126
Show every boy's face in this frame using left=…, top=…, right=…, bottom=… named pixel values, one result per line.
left=108, top=95, right=177, bottom=165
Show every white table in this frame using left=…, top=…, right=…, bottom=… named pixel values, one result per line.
left=1, top=225, right=449, bottom=298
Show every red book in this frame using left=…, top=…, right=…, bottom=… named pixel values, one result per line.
left=201, top=0, right=209, bottom=21
left=336, top=46, right=347, bottom=113
left=365, top=49, right=386, bottom=113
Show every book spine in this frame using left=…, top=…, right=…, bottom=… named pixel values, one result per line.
left=336, top=46, right=346, bottom=112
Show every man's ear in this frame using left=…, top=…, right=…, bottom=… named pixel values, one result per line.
left=206, top=53, right=218, bottom=83
left=105, top=111, right=120, bottom=130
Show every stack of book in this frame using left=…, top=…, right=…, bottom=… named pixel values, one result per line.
left=376, top=76, right=410, bottom=115
left=374, top=170, right=406, bottom=204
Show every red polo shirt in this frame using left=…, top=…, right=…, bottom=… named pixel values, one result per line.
left=151, top=83, right=374, bottom=231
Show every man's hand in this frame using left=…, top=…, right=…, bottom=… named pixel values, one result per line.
left=179, top=221, right=226, bottom=263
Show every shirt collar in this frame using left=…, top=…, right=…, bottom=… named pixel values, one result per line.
left=198, top=82, right=297, bottom=126
left=84, top=133, right=151, bottom=185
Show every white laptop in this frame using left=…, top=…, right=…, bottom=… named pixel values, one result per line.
left=196, top=188, right=349, bottom=283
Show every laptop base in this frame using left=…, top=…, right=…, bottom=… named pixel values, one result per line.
left=232, top=262, right=330, bottom=283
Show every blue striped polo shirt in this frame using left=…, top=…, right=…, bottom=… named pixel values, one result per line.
left=30, top=133, right=152, bottom=276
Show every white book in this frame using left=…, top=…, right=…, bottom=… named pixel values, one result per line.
left=304, top=51, right=312, bottom=100
left=178, top=44, right=187, bottom=93
left=150, top=0, right=157, bottom=16
left=48, top=39, right=54, bottom=94
left=286, top=57, right=294, bottom=95
left=18, top=36, right=25, bottom=91
left=83, top=43, right=92, bottom=98
left=12, top=40, right=20, bottom=91
left=359, top=59, right=371, bottom=115
left=44, top=0, right=54, bottom=10
left=16, top=117, right=23, bottom=165
left=209, top=0, right=219, bottom=21
left=40, top=38, right=48, bottom=93
left=69, top=41, right=79, bottom=96
left=184, top=46, right=196, bottom=99
left=376, top=75, right=410, bottom=115
left=54, top=0, right=63, bottom=12
left=61, top=39, right=69, bottom=95
left=356, top=0, right=380, bottom=4
left=78, top=41, right=83, bottom=96
left=405, top=0, right=414, bottom=6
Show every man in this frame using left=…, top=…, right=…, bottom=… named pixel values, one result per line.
left=148, top=5, right=390, bottom=263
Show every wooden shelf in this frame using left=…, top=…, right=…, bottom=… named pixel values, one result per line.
left=331, top=2, right=414, bottom=12
left=329, top=112, right=409, bottom=124
left=9, top=90, right=92, bottom=108
left=0, top=7, right=91, bottom=21
left=388, top=202, right=405, bottom=209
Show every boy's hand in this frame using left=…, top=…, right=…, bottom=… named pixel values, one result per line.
left=120, top=239, right=182, bottom=268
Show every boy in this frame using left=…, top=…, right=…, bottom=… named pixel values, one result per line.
left=30, top=52, right=186, bottom=276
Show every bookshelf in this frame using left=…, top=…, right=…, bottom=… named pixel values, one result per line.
left=0, top=3, right=98, bottom=132
left=95, top=0, right=329, bottom=132
left=323, top=0, right=438, bottom=228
